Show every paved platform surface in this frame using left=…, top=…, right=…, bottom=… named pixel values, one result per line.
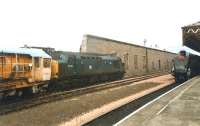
left=116, top=76, right=200, bottom=126
left=0, top=75, right=173, bottom=126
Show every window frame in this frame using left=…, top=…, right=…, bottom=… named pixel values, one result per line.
left=43, top=58, right=51, bottom=68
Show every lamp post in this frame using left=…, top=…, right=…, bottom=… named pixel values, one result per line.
left=143, top=39, right=147, bottom=47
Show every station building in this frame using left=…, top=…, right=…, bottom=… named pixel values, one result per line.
left=80, top=34, right=177, bottom=76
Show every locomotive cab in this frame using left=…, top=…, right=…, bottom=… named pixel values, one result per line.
left=31, top=57, right=51, bottom=82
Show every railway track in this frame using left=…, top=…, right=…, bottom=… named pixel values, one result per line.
left=0, top=72, right=169, bottom=116
left=84, top=81, right=179, bottom=126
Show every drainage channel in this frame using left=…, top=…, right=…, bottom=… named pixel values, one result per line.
left=84, top=82, right=180, bottom=126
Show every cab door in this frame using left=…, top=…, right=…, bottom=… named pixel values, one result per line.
left=42, top=58, right=51, bottom=81
left=67, top=55, right=76, bottom=76
left=33, top=57, right=42, bottom=81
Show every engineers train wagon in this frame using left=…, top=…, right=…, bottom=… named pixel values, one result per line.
left=0, top=48, right=52, bottom=97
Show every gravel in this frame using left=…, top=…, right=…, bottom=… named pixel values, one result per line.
left=0, top=75, right=174, bottom=126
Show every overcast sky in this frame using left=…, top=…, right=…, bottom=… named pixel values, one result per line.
left=0, top=0, right=199, bottom=52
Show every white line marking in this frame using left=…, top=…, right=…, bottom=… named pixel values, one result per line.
left=113, top=78, right=196, bottom=126
left=156, top=81, right=195, bottom=115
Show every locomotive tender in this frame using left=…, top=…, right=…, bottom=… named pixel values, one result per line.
left=0, top=48, right=125, bottom=98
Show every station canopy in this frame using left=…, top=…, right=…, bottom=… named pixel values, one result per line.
left=182, top=21, right=200, bottom=52
left=180, top=46, right=200, bottom=57
left=0, top=48, right=51, bottom=58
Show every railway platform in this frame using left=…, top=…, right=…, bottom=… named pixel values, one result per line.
left=115, top=76, right=200, bottom=126
left=0, top=75, right=174, bottom=126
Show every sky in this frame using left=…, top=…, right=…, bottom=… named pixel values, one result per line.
left=0, top=0, right=200, bottom=53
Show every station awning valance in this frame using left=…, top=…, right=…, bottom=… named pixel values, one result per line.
left=182, top=22, right=200, bottom=52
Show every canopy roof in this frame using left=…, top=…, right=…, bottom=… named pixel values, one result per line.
left=180, top=46, right=200, bottom=57
left=182, top=21, right=200, bottom=52
left=0, top=48, right=51, bottom=58
left=182, top=21, right=200, bottom=28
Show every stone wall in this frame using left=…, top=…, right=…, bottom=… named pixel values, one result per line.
left=80, top=35, right=177, bottom=76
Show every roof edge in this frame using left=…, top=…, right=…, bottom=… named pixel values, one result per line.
left=84, top=34, right=177, bottom=55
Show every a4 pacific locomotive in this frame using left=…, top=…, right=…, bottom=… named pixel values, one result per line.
left=0, top=48, right=125, bottom=98
left=171, top=50, right=190, bottom=82
left=172, top=47, right=200, bottom=82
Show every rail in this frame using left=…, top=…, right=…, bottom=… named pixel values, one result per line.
left=0, top=72, right=169, bottom=115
